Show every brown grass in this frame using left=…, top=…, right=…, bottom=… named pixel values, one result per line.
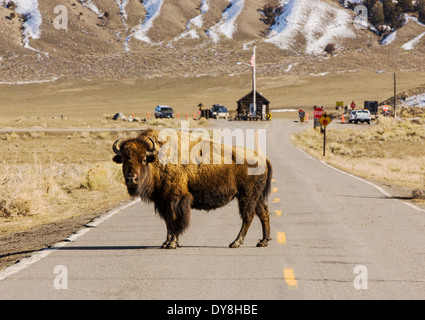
left=0, top=131, right=131, bottom=236
left=292, top=118, right=425, bottom=191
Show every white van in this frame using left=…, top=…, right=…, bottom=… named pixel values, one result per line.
left=354, top=110, right=371, bottom=124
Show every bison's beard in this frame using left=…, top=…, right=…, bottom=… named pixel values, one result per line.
left=127, top=173, right=154, bottom=202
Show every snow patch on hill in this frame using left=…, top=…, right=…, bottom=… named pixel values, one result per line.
left=382, top=31, right=397, bottom=45
left=207, top=0, right=246, bottom=43
left=175, top=0, right=210, bottom=40
left=133, top=0, right=165, bottom=43
left=265, top=0, right=356, bottom=55
left=404, top=93, right=425, bottom=107
left=78, top=0, right=102, bottom=16
left=402, top=31, right=425, bottom=50
left=116, top=0, right=129, bottom=20
left=1, top=0, right=42, bottom=45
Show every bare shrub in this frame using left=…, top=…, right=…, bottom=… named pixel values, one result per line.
left=324, top=43, right=336, bottom=55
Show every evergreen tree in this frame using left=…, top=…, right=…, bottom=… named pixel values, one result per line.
left=416, top=0, right=425, bottom=23
left=383, top=0, right=402, bottom=28
left=364, top=0, right=378, bottom=12
left=371, top=1, right=385, bottom=26
left=397, top=0, right=414, bottom=13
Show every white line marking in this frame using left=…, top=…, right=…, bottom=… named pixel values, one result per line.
left=297, top=147, right=425, bottom=214
left=319, top=160, right=425, bottom=213
left=0, top=199, right=141, bottom=281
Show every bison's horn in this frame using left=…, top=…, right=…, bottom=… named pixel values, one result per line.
left=148, top=137, right=156, bottom=153
left=113, top=139, right=122, bottom=156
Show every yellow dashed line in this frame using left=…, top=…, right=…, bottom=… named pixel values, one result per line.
left=271, top=179, right=276, bottom=183
left=274, top=210, right=282, bottom=216
left=283, top=269, right=298, bottom=289
left=272, top=198, right=280, bottom=203
left=272, top=187, right=278, bottom=193
left=276, top=232, right=286, bottom=244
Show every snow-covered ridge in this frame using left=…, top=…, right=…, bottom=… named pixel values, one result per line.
left=207, top=0, right=246, bottom=43
left=402, top=31, right=425, bottom=50
left=78, top=0, right=102, bottom=16
left=404, top=93, right=425, bottom=107
left=175, top=0, right=210, bottom=40
left=133, top=0, right=165, bottom=43
left=116, top=0, right=129, bottom=20
left=0, top=0, right=42, bottom=45
left=265, top=0, right=356, bottom=55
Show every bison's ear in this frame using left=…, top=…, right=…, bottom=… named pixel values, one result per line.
left=147, top=154, right=156, bottom=163
left=113, top=155, right=122, bottom=164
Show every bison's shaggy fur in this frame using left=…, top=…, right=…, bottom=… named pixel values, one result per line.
left=113, top=129, right=273, bottom=249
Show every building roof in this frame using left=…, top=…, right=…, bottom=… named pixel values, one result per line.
left=237, top=91, right=270, bottom=104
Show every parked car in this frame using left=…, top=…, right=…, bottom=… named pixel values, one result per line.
left=348, top=110, right=357, bottom=123
left=155, top=105, right=174, bottom=119
left=353, top=110, right=371, bottom=124
left=210, top=104, right=229, bottom=120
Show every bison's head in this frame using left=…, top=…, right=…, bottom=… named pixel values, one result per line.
left=112, top=137, right=156, bottom=197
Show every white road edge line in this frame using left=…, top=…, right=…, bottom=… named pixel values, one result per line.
left=298, top=148, right=425, bottom=214
left=0, top=198, right=141, bottom=281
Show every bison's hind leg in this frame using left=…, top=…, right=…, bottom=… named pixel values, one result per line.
left=255, top=199, right=271, bottom=247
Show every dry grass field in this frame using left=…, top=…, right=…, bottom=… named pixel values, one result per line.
left=292, top=116, right=425, bottom=203
left=0, top=130, right=129, bottom=235
left=1, top=70, right=425, bottom=123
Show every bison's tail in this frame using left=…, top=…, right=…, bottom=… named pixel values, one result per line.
left=263, top=158, right=273, bottom=200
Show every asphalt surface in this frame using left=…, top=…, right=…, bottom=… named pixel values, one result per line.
left=0, top=119, right=424, bottom=300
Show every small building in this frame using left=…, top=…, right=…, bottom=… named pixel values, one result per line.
left=236, top=91, right=270, bottom=120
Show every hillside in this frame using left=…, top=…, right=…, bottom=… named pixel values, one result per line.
left=0, top=0, right=424, bottom=82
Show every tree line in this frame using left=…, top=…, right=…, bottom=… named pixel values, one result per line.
left=362, top=0, right=425, bottom=30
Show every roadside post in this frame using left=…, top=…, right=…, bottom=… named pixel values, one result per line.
left=313, top=107, right=324, bottom=130
left=383, top=105, right=389, bottom=117
left=299, top=109, right=306, bottom=124
left=318, top=112, right=332, bottom=156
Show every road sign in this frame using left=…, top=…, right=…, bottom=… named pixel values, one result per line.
left=336, top=101, right=344, bottom=108
left=383, top=105, right=389, bottom=112
left=350, top=101, right=356, bottom=109
left=313, top=108, right=324, bottom=119
left=319, top=114, right=332, bottom=127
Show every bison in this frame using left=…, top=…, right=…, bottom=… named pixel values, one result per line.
left=112, top=129, right=273, bottom=249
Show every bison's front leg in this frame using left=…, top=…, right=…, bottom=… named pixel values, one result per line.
left=160, top=194, right=192, bottom=249
left=161, top=231, right=180, bottom=249
left=230, top=197, right=255, bottom=248
left=229, top=213, right=254, bottom=248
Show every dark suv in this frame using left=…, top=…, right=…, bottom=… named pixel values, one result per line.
left=154, top=105, right=174, bottom=119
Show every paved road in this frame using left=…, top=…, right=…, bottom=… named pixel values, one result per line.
left=0, top=120, right=424, bottom=299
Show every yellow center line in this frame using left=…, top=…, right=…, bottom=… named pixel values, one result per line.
left=272, top=187, right=278, bottom=193
left=272, top=198, right=280, bottom=203
left=283, top=269, right=298, bottom=289
left=274, top=210, right=282, bottom=216
left=276, top=232, right=286, bottom=244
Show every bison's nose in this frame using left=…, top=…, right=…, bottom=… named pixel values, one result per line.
left=125, top=175, right=139, bottom=187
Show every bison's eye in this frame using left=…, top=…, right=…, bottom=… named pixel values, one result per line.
left=142, top=157, right=147, bottom=165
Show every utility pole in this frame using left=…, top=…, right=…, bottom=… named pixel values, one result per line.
left=252, top=44, right=256, bottom=118
left=394, top=72, right=397, bottom=119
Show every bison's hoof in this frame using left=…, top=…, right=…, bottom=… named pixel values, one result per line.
left=256, top=239, right=269, bottom=247
left=229, top=241, right=241, bottom=248
left=166, top=242, right=178, bottom=249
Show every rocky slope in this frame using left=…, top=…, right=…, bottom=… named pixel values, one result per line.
left=0, top=0, right=424, bottom=82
